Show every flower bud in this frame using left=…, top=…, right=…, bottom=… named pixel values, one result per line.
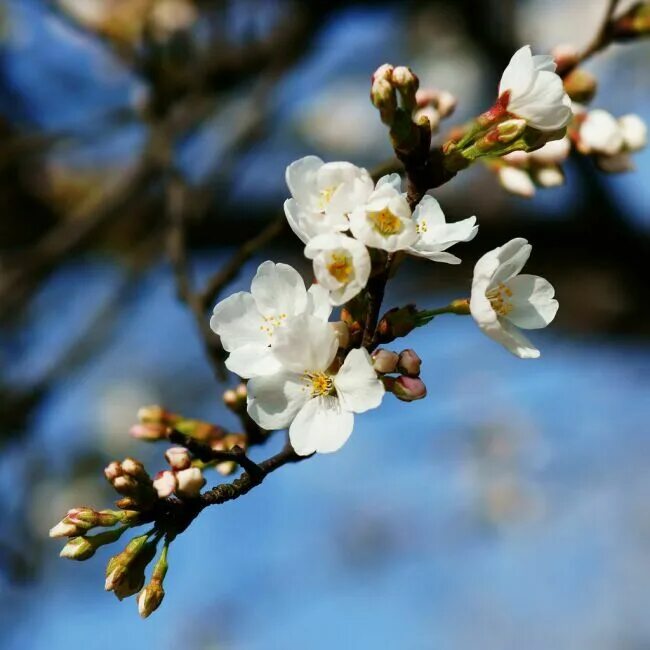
left=389, top=376, right=427, bottom=402
left=552, top=43, right=580, bottom=74
left=113, top=475, right=139, bottom=495
left=222, top=389, right=238, bottom=408
left=376, top=304, right=419, bottom=343
left=578, top=109, right=623, bottom=155
left=563, top=68, right=597, bottom=103
left=496, top=118, right=527, bottom=143
left=498, top=166, right=535, bottom=198
left=105, top=534, right=156, bottom=600
left=330, top=321, right=350, bottom=349
left=371, top=78, right=397, bottom=125
left=413, top=105, right=440, bottom=132
left=372, top=349, right=399, bottom=374
left=391, top=65, right=419, bottom=113
left=137, top=405, right=166, bottom=424
left=104, top=461, right=122, bottom=482
left=619, top=114, right=647, bottom=152
left=122, top=458, right=149, bottom=481
left=49, top=519, right=81, bottom=538
left=529, top=136, right=571, bottom=164
left=372, top=63, right=393, bottom=83
left=152, top=470, right=178, bottom=498
left=235, top=383, right=248, bottom=400
left=164, top=447, right=191, bottom=470
left=533, top=165, right=564, bottom=188
left=175, top=467, right=205, bottom=498
left=129, top=423, right=167, bottom=441
left=397, top=349, right=421, bottom=377
left=60, top=526, right=126, bottom=561
left=435, top=90, right=457, bottom=118
left=138, top=580, right=165, bottom=618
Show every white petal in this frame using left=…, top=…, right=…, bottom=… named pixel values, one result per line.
left=284, top=198, right=310, bottom=244
left=247, top=372, right=309, bottom=430
left=490, top=238, right=532, bottom=286
left=409, top=249, right=463, bottom=264
left=289, top=396, right=354, bottom=455
left=413, top=195, right=445, bottom=228
left=210, top=292, right=266, bottom=352
left=225, top=344, right=282, bottom=378
left=306, top=283, right=333, bottom=321
left=349, top=207, right=418, bottom=253
left=499, top=45, right=535, bottom=99
left=579, top=109, right=623, bottom=155
left=477, top=314, right=541, bottom=359
left=619, top=114, right=647, bottom=152
left=498, top=166, right=536, bottom=198
left=506, top=274, right=559, bottom=329
left=250, top=261, right=307, bottom=317
left=286, top=155, right=323, bottom=208
left=334, top=348, right=384, bottom=413
left=376, top=173, right=402, bottom=192
left=272, top=314, right=338, bottom=374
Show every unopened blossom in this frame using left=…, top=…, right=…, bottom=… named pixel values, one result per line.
left=498, top=45, right=572, bottom=131
left=247, top=315, right=384, bottom=455
left=210, top=261, right=331, bottom=378
left=533, top=165, right=564, bottom=188
left=304, top=233, right=371, bottom=306
left=498, top=166, right=536, bottom=197
left=408, top=195, right=477, bottom=264
left=349, top=174, right=417, bottom=252
left=284, top=156, right=374, bottom=243
left=152, top=471, right=177, bottom=499
left=578, top=109, right=623, bottom=155
left=528, top=136, right=571, bottom=165
left=175, top=467, right=205, bottom=498
left=619, top=114, right=647, bottom=152
left=470, top=238, right=559, bottom=359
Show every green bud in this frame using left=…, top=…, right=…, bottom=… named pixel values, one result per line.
left=105, top=533, right=153, bottom=595
left=60, top=526, right=127, bottom=561
left=138, top=581, right=165, bottom=618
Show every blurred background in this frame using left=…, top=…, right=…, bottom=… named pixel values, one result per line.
left=0, top=1, right=649, bottom=648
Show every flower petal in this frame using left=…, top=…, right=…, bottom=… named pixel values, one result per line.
left=499, top=45, right=535, bottom=98
left=250, top=261, right=307, bottom=317
left=286, top=155, right=323, bottom=207
left=210, top=291, right=266, bottom=352
left=506, top=274, right=559, bottom=329
left=489, top=238, right=532, bottom=286
left=477, top=314, right=541, bottom=359
left=334, top=348, right=385, bottom=413
left=225, top=344, right=282, bottom=378
left=289, top=396, right=354, bottom=455
left=272, top=314, right=338, bottom=374
left=284, top=198, right=310, bottom=244
left=306, top=283, right=333, bottom=321
left=247, top=371, right=309, bottom=430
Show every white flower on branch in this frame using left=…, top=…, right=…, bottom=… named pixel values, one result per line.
left=304, top=233, right=371, bottom=306
left=210, top=261, right=331, bottom=378
left=578, top=109, right=624, bottom=155
left=284, top=156, right=374, bottom=244
left=407, top=195, right=478, bottom=264
left=619, top=114, right=647, bottom=152
left=498, top=166, right=536, bottom=198
left=349, top=174, right=417, bottom=252
left=470, top=238, right=559, bottom=359
left=498, top=45, right=572, bottom=131
left=247, top=315, right=384, bottom=455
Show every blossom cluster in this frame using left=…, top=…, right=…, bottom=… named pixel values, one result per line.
left=207, top=44, right=572, bottom=456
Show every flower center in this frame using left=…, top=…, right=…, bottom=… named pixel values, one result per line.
left=416, top=218, right=428, bottom=234
left=327, top=251, right=353, bottom=283
left=259, top=313, right=288, bottom=338
left=318, top=186, right=337, bottom=210
left=368, top=208, right=403, bottom=236
left=486, top=283, right=513, bottom=316
left=304, top=371, right=334, bottom=397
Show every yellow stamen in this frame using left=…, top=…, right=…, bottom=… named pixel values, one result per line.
left=319, top=186, right=336, bottom=209
left=304, top=371, right=334, bottom=397
left=327, top=252, right=353, bottom=283
left=368, top=208, right=403, bottom=236
left=486, top=283, right=514, bottom=316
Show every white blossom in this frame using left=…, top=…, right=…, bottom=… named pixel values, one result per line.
left=283, top=156, right=374, bottom=243
left=498, top=166, right=536, bottom=197
left=304, top=233, right=371, bottom=306
left=619, top=114, right=647, bottom=152
left=175, top=467, right=205, bottom=498
left=498, top=45, right=572, bottom=131
left=533, top=165, right=564, bottom=187
left=210, top=261, right=331, bottom=378
left=578, top=109, right=623, bottom=155
left=408, top=195, right=477, bottom=264
left=470, top=238, right=559, bottom=359
left=348, top=174, right=417, bottom=252
left=247, top=315, right=384, bottom=455
left=529, top=136, right=571, bottom=164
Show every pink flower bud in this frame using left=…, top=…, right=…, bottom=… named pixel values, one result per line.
left=391, top=376, right=427, bottom=402
left=152, top=471, right=177, bottom=499
left=104, top=461, right=122, bottom=482
left=397, top=349, right=421, bottom=377
left=222, top=389, right=238, bottom=407
left=129, top=423, right=167, bottom=441
left=372, top=349, right=399, bottom=374
left=164, top=447, right=191, bottom=470
left=175, top=467, right=205, bottom=498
